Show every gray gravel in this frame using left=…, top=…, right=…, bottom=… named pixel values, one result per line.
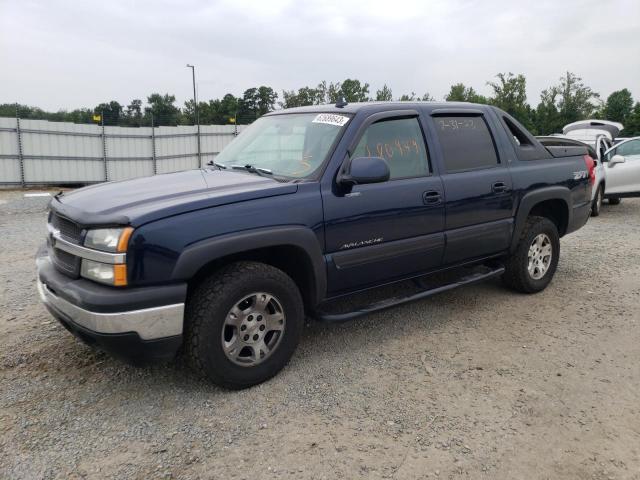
left=1, top=189, right=639, bottom=479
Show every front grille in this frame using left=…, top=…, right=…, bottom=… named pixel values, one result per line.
left=48, top=212, right=83, bottom=277
left=51, top=213, right=83, bottom=243
left=51, top=246, right=80, bottom=277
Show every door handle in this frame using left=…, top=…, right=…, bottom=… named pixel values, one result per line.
left=492, top=181, right=508, bottom=193
left=422, top=190, right=442, bottom=205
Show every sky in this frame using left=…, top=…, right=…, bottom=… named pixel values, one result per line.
left=1, top=0, right=639, bottom=111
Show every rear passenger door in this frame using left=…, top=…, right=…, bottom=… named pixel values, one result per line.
left=429, top=112, right=514, bottom=264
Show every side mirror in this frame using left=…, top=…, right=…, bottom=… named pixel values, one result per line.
left=609, top=154, right=626, bottom=166
left=338, top=156, right=390, bottom=186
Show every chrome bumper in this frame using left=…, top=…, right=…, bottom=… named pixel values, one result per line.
left=37, top=278, right=184, bottom=340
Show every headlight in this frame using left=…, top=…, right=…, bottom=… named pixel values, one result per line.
left=84, top=227, right=133, bottom=253
left=81, top=259, right=128, bottom=286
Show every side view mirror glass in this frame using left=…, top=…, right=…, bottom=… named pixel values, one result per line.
left=339, top=156, right=390, bottom=186
left=609, top=154, right=626, bottom=165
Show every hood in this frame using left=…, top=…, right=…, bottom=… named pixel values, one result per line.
left=50, top=169, right=297, bottom=227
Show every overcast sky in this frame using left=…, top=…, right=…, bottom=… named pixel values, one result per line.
left=1, top=0, right=639, bottom=111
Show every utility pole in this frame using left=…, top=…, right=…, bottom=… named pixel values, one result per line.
left=186, top=64, right=201, bottom=166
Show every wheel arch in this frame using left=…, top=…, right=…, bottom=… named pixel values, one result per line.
left=172, top=227, right=326, bottom=310
left=511, top=187, right=571, bottom=253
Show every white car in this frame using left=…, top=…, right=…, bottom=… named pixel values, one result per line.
left=537, top=136, right=606, bottom=216
left=602, top=137, right=640, bottom=205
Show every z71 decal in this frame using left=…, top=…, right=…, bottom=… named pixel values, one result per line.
left=573, top=170, right=589, bottom=180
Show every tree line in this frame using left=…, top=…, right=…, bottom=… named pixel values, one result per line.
left=2, top=72, right=639, bottom=136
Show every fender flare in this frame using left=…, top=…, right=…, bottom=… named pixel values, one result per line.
left=171, top=226, right=326, bottom=306
left=510, top=186, right=571, bottom=252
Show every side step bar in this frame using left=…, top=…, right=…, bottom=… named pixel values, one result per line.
left=315, top=265, right=505, bottom=323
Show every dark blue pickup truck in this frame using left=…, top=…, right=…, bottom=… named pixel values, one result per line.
left=37, top=101, right=594, bottom=388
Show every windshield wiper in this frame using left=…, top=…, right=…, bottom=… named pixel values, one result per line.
left=230, top=164, right=273, bottom=177
left=206, top=160, right=227, bottom=170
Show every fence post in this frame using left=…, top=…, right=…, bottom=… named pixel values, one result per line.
left=196, top=123, right=201, bottom=168
left=15, top=104, right=25, bottom=187
left=151, top=113, right=157, bottom=175
left=101, top=111, right=108, bottom=181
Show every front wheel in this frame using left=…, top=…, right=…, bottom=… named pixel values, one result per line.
left=185, top=261, right=304, bottom=389
left=503, top=216, right=560, bottom=293
left=591, top=185, right=603, bottom=216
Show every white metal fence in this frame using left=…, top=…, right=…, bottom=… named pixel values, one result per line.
left=0, top=117, right=246, bottom=186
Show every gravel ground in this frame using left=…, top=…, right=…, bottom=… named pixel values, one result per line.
left=1, top=189, right=639, bottom=480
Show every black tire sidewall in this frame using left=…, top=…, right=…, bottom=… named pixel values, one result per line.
left=591, top=186, right=602, bottom=216
left=191, top=265, right=304, bottom=388
left=516, top=218, right=560, bottom=292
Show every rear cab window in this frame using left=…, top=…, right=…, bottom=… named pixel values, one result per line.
left=432, top=116, right=499, bottom=173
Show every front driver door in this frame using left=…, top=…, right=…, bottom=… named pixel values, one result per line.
left=322, top=111, right=445, bottom=295
left=605, top=139, right=640, bottom=196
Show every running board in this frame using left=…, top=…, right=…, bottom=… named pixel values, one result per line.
left=315, top=265, right=505, bottom=323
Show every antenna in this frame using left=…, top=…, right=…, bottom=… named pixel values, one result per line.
left=335, top=96, right=348, bottom=108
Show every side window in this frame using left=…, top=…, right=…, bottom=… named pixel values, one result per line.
left=618, top=140, right=640, bottom=157
left=503, top=116, right=533, bottom=147
left=434, top=116, right=499, bottom=173
left=351, top=117, right=429, bottom=179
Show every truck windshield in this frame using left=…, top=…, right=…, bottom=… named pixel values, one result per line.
left=214, top=113, right=349, bottom=179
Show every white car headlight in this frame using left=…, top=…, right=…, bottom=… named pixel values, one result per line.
left=81, top=259, right=128, bottom=286
left=84, top=228, right=130, bottom=252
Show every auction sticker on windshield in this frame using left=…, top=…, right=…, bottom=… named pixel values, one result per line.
left=312, top=113, right=350, bottom=127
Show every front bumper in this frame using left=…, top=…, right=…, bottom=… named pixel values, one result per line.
left=37, top=254, right=186, bottom=364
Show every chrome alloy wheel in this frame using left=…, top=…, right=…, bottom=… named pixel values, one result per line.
left=528, top=233, right=552, bottom=280
left=221, top=292, right=286, bottom=366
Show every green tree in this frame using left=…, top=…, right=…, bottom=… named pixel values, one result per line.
left=534, top=87, right=563, bottom=135
left=144, top=93, right=180, bottom=126
left=315, top=81, right=342, bottom=104
left=487, top=72, right=532, bottom=127
left=604, top=88, right=633, bottom=124
left=281, top=86, right=323, bottom=108
left=124, top=99, right=143, bottom=126
left=624, top=102, right=640, bottom=136
left=533, top=72, right=600, bottom=134
left=556, top=71, right=599, bottom=124
left=94, top=101, right=122, bottom=125
left=445, top=83, right=488, bottom=103
left=375, top=84, right=393, bottom=101
left=256, top=86, right=278, bottom=115
left=339, top=79, right=370, bottom=102
left=399, top=92, right=417, bottom=101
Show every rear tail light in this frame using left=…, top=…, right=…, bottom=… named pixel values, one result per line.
left=584, top=155, right=596, bottom=186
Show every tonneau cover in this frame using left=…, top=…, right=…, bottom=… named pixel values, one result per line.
left=545, top=145, right=588, bottom=158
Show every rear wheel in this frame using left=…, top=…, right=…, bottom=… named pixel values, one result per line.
left=591, top=185, right=603, bottom=216
left=608, top=196, right=621, bottom=205
left=503, top=216, right=560, bottom=293
left=185, top=261, right=304, bottom=389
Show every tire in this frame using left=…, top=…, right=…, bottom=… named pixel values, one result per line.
left=503, top=216, right=560, bottom=294
left=185, top=261, right=304, bottom=389
left=608, top=196, right=621, bottom=205
left=591, top=184, right=603, bottom=217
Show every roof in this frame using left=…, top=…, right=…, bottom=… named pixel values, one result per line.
left=266, top=101, right=489, bottom=116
